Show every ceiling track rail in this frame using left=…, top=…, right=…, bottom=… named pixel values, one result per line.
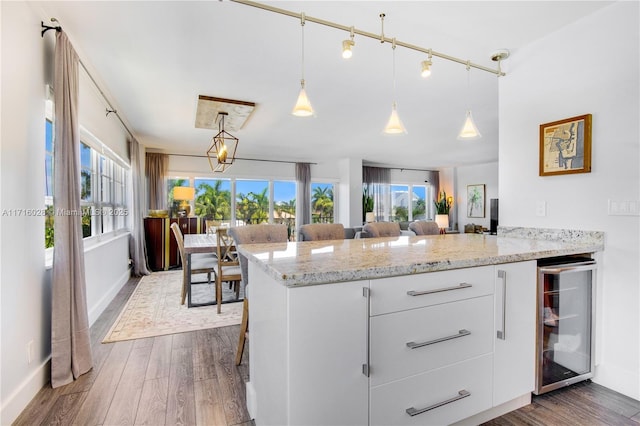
left=230, top=0, right=505, bottom=77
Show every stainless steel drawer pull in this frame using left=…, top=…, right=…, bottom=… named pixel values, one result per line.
left=407, top=283, right=472, bottom=296
left=406, top=390, right=471, bottom=416
left=406, top=329, right=470, bottom=349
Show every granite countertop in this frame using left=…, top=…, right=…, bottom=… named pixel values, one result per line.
left=237, top=228, right=604, bottom=287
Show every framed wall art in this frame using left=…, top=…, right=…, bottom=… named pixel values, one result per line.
left=467, top=184, right=485, bottom=218
left=540, top=113, right=592, bottom=176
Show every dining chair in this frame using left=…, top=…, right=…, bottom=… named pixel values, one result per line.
left=408, top=220, right=440, bottom=235
left=214, top=228, right=242, bottom=314
left=170, top=223, right=217, bottom=305
left=205, top=219, right=221, bottom=235
left=228, top=224, right=289, bottom=365
left=298, top=223, right=345, bottom=241
left=362, top=221, right=402, bottom=238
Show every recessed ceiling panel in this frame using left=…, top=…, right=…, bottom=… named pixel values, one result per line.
left=195, top=95, right=256, bottom=131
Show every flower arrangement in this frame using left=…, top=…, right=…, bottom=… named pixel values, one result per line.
left=434, top=190, right=452, bottom=215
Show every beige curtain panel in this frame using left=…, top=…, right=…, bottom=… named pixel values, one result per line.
left=51, top=31, right=93, bottom=388
left=145, top=152, right=168, bottom=210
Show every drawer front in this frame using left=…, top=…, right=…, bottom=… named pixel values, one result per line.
left=370, top=266, right=494, bottom=316
left=370, top=295, right=493, bottom=386
left=370, top=354, right=493, bottom=426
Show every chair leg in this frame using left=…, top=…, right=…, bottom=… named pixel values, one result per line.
left=235, top=280, right=240, bottom=300
left=181, top=269, right=188, bottom=305
left=216, top=276, right=222, bottom=314
left=235, top=298, right=249, bottom=365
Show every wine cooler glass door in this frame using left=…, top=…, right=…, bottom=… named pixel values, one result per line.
left=536, top=261, right=596, bottom=394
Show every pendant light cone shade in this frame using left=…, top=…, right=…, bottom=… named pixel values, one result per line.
left=457, top=110, right=482, bottom=140
left=292, top=80, right=314, bottom=116
left=384, top=102, right=407, bottom=134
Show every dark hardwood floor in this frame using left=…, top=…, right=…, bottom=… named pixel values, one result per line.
left=14, top=276, right=640, bottom=425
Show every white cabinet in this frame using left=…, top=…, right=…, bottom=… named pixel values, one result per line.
left=248, top=262, right=536, bottom=426
left=493, top=261, right=537, bottom=406
left=248, top=264, right=368, bottom=426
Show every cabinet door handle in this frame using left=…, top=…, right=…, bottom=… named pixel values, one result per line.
left=407, top=282, right=471, bottom=296
left=406, top=390, right=471, bottom=417
left=362, top=286, right=370, bottom=377
left=406, top=329, right=470, bottom=349
left=496, top=270, right=506, bottom=340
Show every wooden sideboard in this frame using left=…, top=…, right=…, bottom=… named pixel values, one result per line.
left=144, top=217, right=204, bottom=271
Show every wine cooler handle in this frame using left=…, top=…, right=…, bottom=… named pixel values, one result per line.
left=496, top=270, right=506, bottom=340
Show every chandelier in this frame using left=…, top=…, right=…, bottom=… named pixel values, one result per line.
left=207, top=112, right=238, bottom=173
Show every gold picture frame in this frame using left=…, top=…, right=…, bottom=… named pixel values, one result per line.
left=540, top=114, right=592, bottom=176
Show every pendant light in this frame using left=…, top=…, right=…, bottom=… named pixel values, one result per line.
left=292, top=12, right=314, bottom=117
left=207, top=112, right=238, bottom=173
left=384, top=38, right=407, bottom=134
left=457, top=61, right=481, bottom=140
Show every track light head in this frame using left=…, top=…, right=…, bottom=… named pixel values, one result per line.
left=420, top=59, right=432, bottom=78
left=342, top=39, right=354, bottom=59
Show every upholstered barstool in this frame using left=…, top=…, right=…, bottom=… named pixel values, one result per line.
left=299, top=223, right=345, bottom=241
left=228, top=224, right=289, bottom=365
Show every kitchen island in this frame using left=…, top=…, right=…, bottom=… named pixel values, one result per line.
left=237, top=229, right=603, bottom=425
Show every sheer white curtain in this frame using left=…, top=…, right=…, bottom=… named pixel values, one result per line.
left=129, top=139, right=151, bottom=276
left=51, top=31, right=93, bottom=388
left=363, top=166, right=390, bottom=222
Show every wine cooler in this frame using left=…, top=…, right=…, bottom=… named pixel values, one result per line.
left=535, top=255, right=596, bottom=395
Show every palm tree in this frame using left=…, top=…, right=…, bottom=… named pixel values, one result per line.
left=312, top=186, right=334, bottom=222
left=195, top=181, right=231, bottom=219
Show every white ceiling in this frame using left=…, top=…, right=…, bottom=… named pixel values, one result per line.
left=37, top=1, right=612, bottom=170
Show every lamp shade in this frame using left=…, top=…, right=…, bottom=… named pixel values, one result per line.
left=292, top=86, right=314, bottom=117
left=435, top=214, right=449, bottom=229
left=457, top=110, right=482, bottom=140
left=384, top=103, right=407, bottom=134
left=365, top=212, right=375, bottom=223
left=173, top=186, right=195, bottom=201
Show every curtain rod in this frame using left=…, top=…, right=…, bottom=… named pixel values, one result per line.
left=166, top=153, right=318, bottom=165
left=229, top=0, right=505, bottom=76
left=42, top=19, right=137, bottom=142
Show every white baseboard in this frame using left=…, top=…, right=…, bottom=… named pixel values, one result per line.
left=594, top=363, right=640, bottom=400
left=0, top=358, right=51, bottom=425
left=246, top=381, right=257, bottom=420
left=451, top=394, right=531, bottom=426
left=88, top=266, right=131, bottom=326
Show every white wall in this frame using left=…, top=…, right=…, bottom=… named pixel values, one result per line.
left=456, top=162, right=499, bottom=231
left=499, top=2, right=639, bottom=399
left=0, top=3, right=132, bottom=423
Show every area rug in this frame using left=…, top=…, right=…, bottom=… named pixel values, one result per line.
left=102, top=270, right=243, bottom=343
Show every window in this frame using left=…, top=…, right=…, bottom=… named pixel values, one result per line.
left=194, top=178, right=232, bottom=223
left=311, top=182, right=335, bottom=223
left=45, top=118, right=54, bottom=248
left=235, top=180, right=269, bottom=225
left=367, top=183, right=431, bottom=223
left=274, top=180, right=296, bottom=237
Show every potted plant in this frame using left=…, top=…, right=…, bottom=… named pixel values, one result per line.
left=434, top=190, right=451, bottom=232
left=363, top=185, right=374, bottom=222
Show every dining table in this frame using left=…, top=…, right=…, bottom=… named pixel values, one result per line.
left=183, top=233, right=218, bottom=307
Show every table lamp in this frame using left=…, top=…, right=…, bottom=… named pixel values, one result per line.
left=173, top=186, right=195, bottom=217
left=435, top=214, right=449, bottom=234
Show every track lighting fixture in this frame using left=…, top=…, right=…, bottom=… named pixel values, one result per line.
left=420, top=49, right=433, bottom=78
left=230, top=1, right=507, bottom=137
left=292, top=12, right=315, bottom=117
left=384, top=39, right=407, bottom=134
left=342, top=26, right=355, bottom=59
left=457, top=62, right=481, bottom=140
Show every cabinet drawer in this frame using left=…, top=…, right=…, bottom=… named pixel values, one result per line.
left=370, top=295, right=493, bottom=386
left=370, top=266, right=494, bottom=316
left=370, top=354, right=493, bottom=426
